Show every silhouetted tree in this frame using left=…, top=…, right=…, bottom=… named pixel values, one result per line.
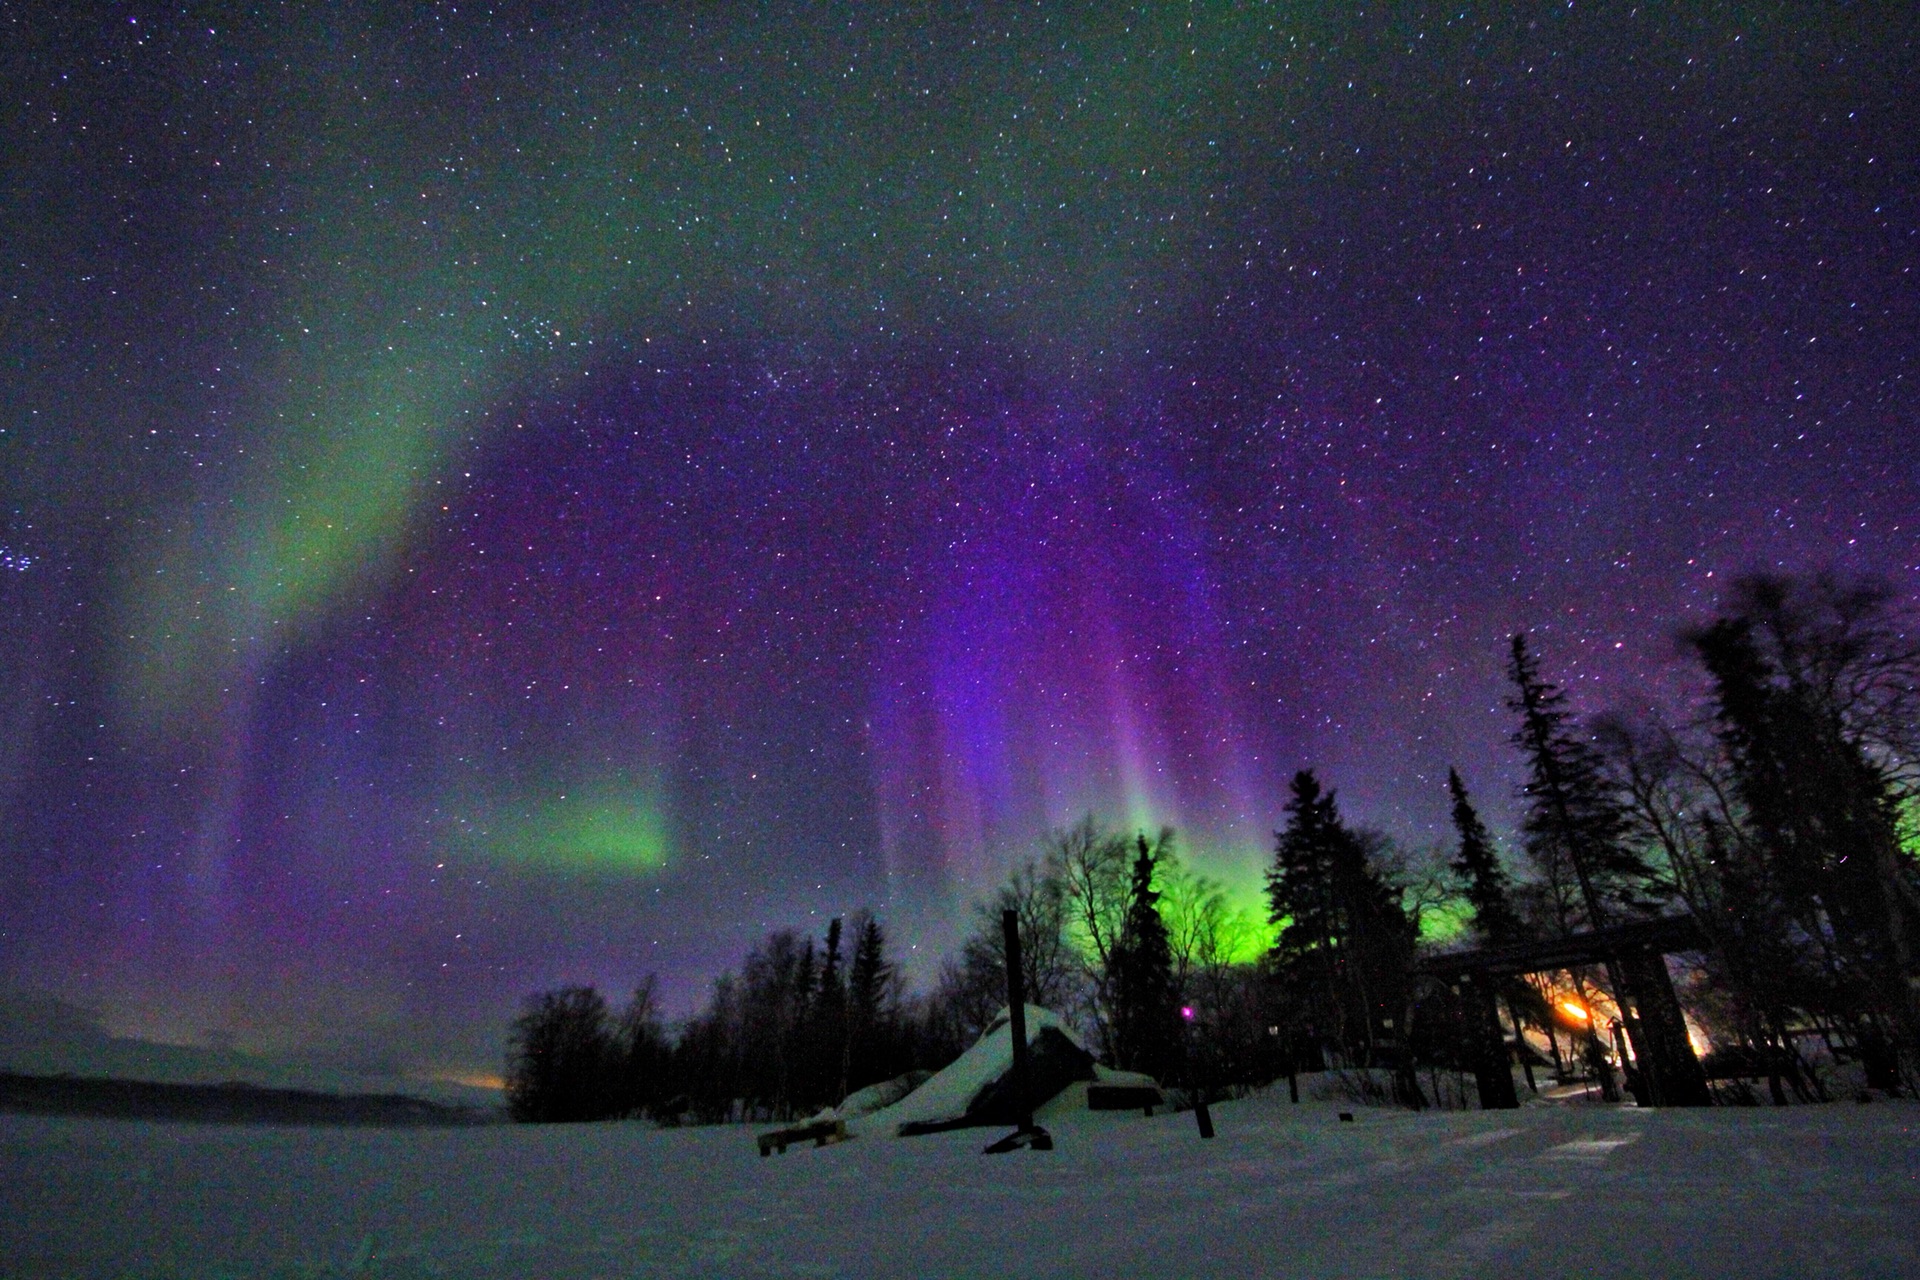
left=805, top=917, right=847, bottom=1104
left=613, top=976, right=671, bottom=1119
left=1447, top=768, right=1524, bottom=945
left=1442, top=767, right=1548, bottom=1090
left=674, top=973, right=744, bottom=1123
left=733, top=929, right=822, bottom=1119
left=1509, top=634, right=1687, bottom=1103
left=1110, top=831, right=1183, bottom=1080
left=845, top=911, right=900, bottom=1092
left=1044, top=816, right=1134, bottom=1053
left=933, top=857, right=1076, bottom=1044
left=1507, top=635, right=1660, bottom=933
left=505, top=986, right=619, bottom=1123
left=1593, top=712, right=1825, bottom=1103
left=1157, top=855, right=1278, bottom=1091
left=1686, top=574, right=1920, bottom=1091
left=1268, top=771, right=1340, bottom=1057
left=1267, top=771, right=1417, bottom=1072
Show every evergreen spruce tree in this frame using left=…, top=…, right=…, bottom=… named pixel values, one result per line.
left=1506, top=634, right=1667, bottom=1102
left=1267, top=770, right=1416, bottom=1069
left=810, top=918, right=847, bottom=1105
left=1269, top=773, right=1340, bottom=964
left=1268, top=771, right=1347, bottom=1064
left=1327, top=821, right=1420, bottom=1075
left=1111, top=831, right=1181, bottom=1080
left=1506, top=634, right=1657, bottom=931
left=820, top=918, right=844, bottom=992
left=792, top=937, right=817, bottom=1020
left=1445, top=768, right=1541, bottom=1091
left=846, top=912, right=895, bottom=1089
left=1446, top=768, right=1524, bottom=944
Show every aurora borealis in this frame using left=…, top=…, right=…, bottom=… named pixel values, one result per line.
left=2, top=5, right=1915, bottom=1078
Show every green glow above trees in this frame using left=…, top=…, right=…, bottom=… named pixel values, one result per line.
left=478, top=791, right=671, bottom=875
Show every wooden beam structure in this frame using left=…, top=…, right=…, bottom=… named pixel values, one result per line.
left=1420, top=915, right=1712, bottom=1109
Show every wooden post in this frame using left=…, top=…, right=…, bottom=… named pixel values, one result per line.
left=1003, top=908, right=1034, bottom=1130
left=1462, top=973, right=1518, bottom=1110
left=984, top=908, right=1052, bottom=1152
left=1506, top=993, right=1539, bottom=1094
left=1185, top=1005, right=1215, bottom=1138
left=1618, top=946, right=1712, bottom=1107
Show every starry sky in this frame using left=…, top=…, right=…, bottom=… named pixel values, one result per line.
left=2, top=3, right=1915, bottom=1079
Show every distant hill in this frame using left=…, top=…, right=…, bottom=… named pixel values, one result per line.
left=0, top=1072, right=496, bottom=1126
left=0, top=987, right=504, bottom=1114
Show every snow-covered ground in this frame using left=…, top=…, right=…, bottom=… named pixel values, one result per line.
left=3, top=1095, right=1915, bottom=1279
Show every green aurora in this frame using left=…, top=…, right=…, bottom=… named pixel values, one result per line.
left=114, top=4, right=1290, bottom=727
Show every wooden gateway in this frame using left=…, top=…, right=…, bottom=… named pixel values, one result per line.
left=1419, top=914, right=1714, bottom=1109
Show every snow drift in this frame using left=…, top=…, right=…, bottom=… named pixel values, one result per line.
left=849, top=1006, right=1162, bottom=1137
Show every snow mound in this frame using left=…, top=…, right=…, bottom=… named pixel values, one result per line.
left=814, top=1069, right=933, bottom=1122
left=857, top=1005, right=1097, bottom=1136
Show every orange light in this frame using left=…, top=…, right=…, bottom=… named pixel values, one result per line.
left=418, top=1070, right=506, bottom=1091
left=1558, top=1000, right=1590, bottom=1023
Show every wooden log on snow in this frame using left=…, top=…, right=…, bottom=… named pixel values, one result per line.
left=756, top=1118, right=850, bottom=1156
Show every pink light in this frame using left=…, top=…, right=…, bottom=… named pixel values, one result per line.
left=1181, top=1006, right=1195, bottom=1020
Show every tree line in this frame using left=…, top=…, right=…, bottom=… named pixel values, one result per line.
left=506, top=571, right=1920, bottom=1120
left=1252, top=571, right=1919, bottom=1105
left=504, top=911, right=938, bottom=1123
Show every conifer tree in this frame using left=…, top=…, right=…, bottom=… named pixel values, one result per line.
left=848, top=915, right=891, bottom=1026
left=846, top=912, right=896, bottom=1089
left=808, top=918, right=847, bottom=1105
left=1506, top=634, right=1657, bottom=931
left=1268, top=770, right=1347, bottom=1063
left=1269, top=772, right=1339, bottom=962
left=1267, top=770, right=1416, bottom=1068
left=1507, top=634, right=1669, bottom=1102
left=1445, top=768, right=1542, bottom=1090
left=1446, top=768, right=1524, bottom=944
left=792, top=936, right=817, bottom=1023
left=1111, top=831, right=1181, bottom=1079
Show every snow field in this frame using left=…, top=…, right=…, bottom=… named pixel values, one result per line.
left=2, top=1094, right=1915, bottom=1279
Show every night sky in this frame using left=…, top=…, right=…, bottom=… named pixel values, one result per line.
left=2, top=4, right=1915, bottom=1080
